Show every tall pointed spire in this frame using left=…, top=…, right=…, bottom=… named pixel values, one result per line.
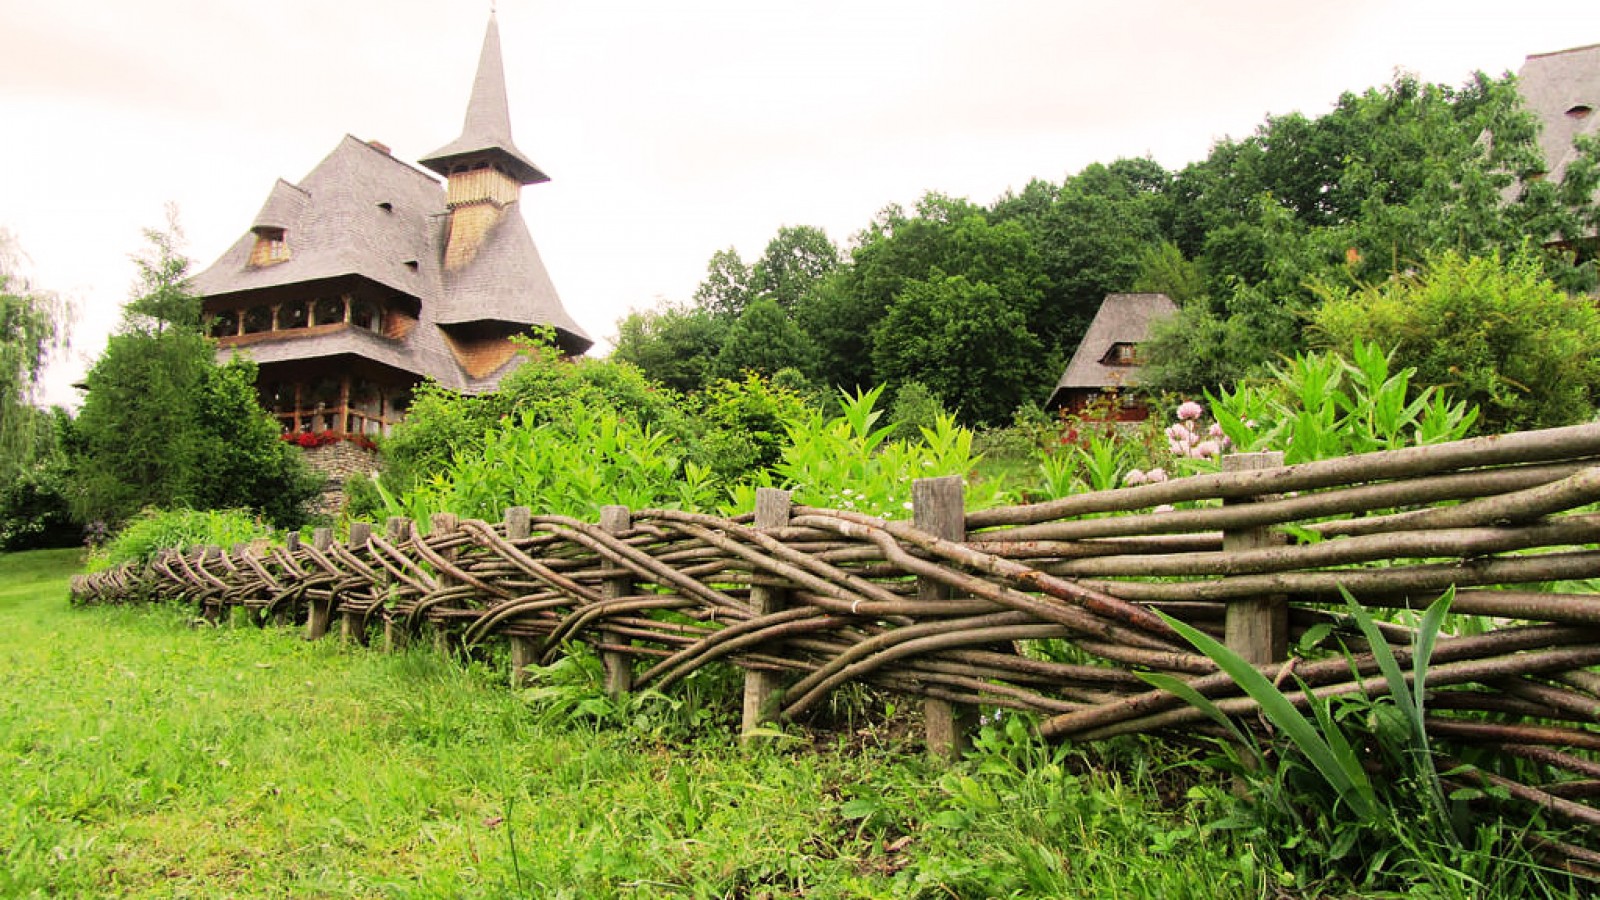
left=420, top=14, right=549, bottom=185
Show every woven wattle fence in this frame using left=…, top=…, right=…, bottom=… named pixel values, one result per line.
left=71, top=424, right=1600, bottom=871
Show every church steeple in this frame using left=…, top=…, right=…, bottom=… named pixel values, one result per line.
left=419, top=14, right=548, bottom=186
left=423, top=13, right=549, bottom=271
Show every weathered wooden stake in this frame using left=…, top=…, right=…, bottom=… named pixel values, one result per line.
left=1222, top=452, right=1289, bottom=664
left=278, top=532, right=300, bottom=628
left=429, top=513, right=460, bottom=657
left=915, top=475, right=976, bottom=759
left=201, top=546, right=223, bottom=625
left=341, top=522, right=371, bottom=644
left=600, top=505, right=636, bottom=697
left=304, top=528, right=334, bottom=640
left=383, top=516, right=411, bottom=652
left=741, top=488, right=793, bottom=739
left=503, top=507, right=537, bottom=687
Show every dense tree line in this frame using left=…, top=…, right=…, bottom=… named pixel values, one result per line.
left=615, top=72, right=1600, bottom=427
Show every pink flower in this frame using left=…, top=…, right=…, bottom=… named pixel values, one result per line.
left=1152, top=504, right=1176, bottom=514
left=1145, top=468, right=1168, bottom=483
left=1207, top=422, right=1225, bottom=438
left=1165, top=424, right=1191, bottom=442
left=1124, top=469, right=1147, bottom=486
left=1176, top=401, right=1203, bottom=421
left=1168, top=441, right=1188, bottom=456
left=1191, top=440, right=1221, bottom=458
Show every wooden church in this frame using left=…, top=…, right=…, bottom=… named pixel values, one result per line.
left=191, top=15, right=589, bottom=440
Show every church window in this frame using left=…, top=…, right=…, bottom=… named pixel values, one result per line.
left=351, top=300, right=381, bottom=333
left=208, top=310, right=239, bottom=339
left=249, top=228, right=289, bottom=267
left=278, top=300, right=308, bottom=330
left=243, top=306, right=273, bottom=334
left=314, top=297, right=346, bottom=326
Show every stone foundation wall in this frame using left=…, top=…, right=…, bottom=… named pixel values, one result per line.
left=301, top=441, right=381, bottom=517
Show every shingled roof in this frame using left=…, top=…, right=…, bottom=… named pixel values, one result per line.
left=1046, top=293, right=1176, bottom=409
left=190, top=15, right=591, bottom=392
left=419, top=15, right=549, bottom=186
left=1517, top=43, right=1600, bottom=192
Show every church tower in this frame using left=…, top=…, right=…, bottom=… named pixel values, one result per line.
left=419, top=15, right=548, bottom=271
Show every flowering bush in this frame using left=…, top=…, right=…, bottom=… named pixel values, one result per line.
left=281, top=431, right=379, bottom=452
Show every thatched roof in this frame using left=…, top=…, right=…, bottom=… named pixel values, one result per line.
left=1517, top=43, right=1600, bottom=193
left=1046, top=293, right=1176, bottom=408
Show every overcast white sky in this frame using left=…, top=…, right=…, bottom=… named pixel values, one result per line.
left=3, top=0, right=1597, bottom=407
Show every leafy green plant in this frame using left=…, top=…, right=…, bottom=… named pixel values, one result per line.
left=738, top=385, right=1003, bottom=517
left=396, top=404, right=719, bottom=523
left=1208, top=340, right=1477, bottom=465
left=86, top=507, right=274, bottom=571
left=1143, top=590, right=1559, bottom=894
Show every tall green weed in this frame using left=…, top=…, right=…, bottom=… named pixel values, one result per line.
left=87, top=507, right=273, bottom=571
left=729, top=385, right=1003, bottom=517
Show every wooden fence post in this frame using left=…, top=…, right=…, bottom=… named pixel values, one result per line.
left=230, top=543, right=256, bottom=627
left=741, top=488, right=793, bottom=738
left=304, top=528, right=334, bottom=640
left=279, top=532, right=300, bottom=628
left=201, top=546, right=223, bottom=625
left=504, top=507, right=537, bottom=687
left=429, top=513, right=460, bottom=657
left=1222, top=452, right=1288, bottom=665
left=384, top=516, right=411, bottom=652
left=600, top=505, right=636, bottom=697
left=915, top=475, right=976, bottom=759
left=341, top=522, right=371, bottom=644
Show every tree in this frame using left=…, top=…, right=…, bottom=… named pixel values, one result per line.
left=610, top=303, right=728, bottom=394
left=1311, top=248, right=1600, bottom=432
left=712, top=297, right=818, bottom=381
left=871, top=273, right=1046, bottom=426
left=692, top=248, right=753, bottom=319
left=1, top=230, right=69, bottom=485
left=69, top=225, right=320, bottom=528
left=1148, top=70, right=1600, bottom=395
left=748, top=225, right=839, bottom=311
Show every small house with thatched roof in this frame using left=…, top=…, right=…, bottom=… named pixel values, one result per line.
left=1046, top=293, right=1176, bottom=419
left=191, top=14, right=589, bottom=442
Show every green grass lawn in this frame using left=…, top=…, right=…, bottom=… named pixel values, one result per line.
left=1, top=548, right=1266, bottom=899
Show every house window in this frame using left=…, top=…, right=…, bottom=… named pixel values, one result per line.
left=1102, top=342, right=1140, bottom=366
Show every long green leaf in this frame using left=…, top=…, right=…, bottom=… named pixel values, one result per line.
left=1155, top=610, right=1378, bottom=820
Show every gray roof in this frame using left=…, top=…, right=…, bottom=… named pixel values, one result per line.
left=418, top=15, right=549, bottom=186
left=1517, top=43, right=1600, bottom=191
left=189, top=15, right=591, bottom=393
left=1047, top=293, right=1176, bottom=407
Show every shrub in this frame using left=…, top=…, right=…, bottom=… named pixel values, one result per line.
left=686, top=374, right=812, bottom=482
left=1312, top=248, right=1600, bottom=432
left=87, top=507, right=273, bottom=571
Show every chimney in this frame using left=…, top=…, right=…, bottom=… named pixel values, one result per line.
left=367, top=140, right=391, bottom=156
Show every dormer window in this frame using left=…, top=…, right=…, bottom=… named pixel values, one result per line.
left=1102, top=342, right=1140, bottom=366
left=249, top=227, right=290, bottom=267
